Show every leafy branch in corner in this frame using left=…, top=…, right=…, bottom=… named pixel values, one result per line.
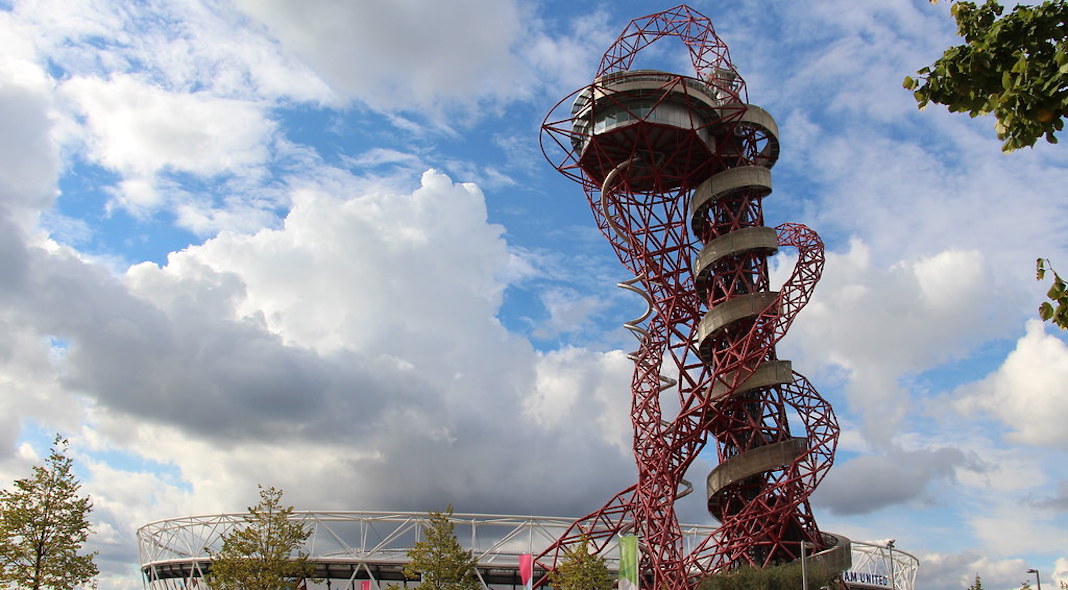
left=904, top=0, right=1068, bottom=151
left=1037, top=258, right=1068, bottom=328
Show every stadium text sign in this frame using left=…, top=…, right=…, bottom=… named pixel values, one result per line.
left=842, top=571, right=890, bottom=587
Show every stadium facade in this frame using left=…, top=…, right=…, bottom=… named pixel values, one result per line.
left=137, top=511, right=917, bottom=590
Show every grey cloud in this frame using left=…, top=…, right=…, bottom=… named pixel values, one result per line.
left=915, top=551, right=1032, bottom=590
left=5, top=242, right=370, bottom=441
left=1, top=251, right=638, bottom=523
left=0, top=168, right=637, bottom=521
left=338, top=412, right=638, bottom=518
left=0, top=211, right=31, bottom=294
left=232, top=0, right=523, bottom=113
left=915, top=551, right=985, bottom=590
left=1029, top=481, right=1068, bottom=512
left=812, top=447, right=975, bottom=515
left=0, top=80, right=58, bottom=213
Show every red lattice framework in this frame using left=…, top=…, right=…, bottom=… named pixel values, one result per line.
left=536, top=5, right=839, bottom=590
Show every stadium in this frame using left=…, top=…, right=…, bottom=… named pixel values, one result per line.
left=137, top=511, right=918, bottom=590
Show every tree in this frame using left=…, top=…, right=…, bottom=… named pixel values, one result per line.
left=402, top=506, right=480, bottom=590
left=0, top=435, right=98, bottom=590
left=903, top=0, right=1068, bottom=152
left=207, top=485, right=314, bottom=590
left=698, top=562, right=838, bottom=590
left=968, top=573, right=984, bottom=590
left=549, top=537, right=613, bottom=590
left=1037, top=258, right=1068, bottom=328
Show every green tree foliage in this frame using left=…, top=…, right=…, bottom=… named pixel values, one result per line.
left=549, top=537, right=613, bottom=590
left=904, top=0, right=1068, bottom=151
left=402, top=506, right=480, bottom=590
left=0, top=435, right=98, bottom=590
left=968, top=574, right=984, bottom=590
left=207, top=485, right=314, bottom=590
left=698, top=562, right=838, bottom=590
left=1038, top=258, right=1068, bottom=328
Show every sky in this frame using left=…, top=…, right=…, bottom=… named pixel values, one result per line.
left=0, top=0, right=1066, bottom=588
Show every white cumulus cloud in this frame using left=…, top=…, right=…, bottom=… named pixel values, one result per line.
left=954, top=320, right=1068, bottom=449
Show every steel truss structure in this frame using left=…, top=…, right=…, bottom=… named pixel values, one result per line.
left=137, top=511, right=719, bottom=589
left=844, top=541, right=920, bottom=590
left=538, top=5, right=845, bottom=590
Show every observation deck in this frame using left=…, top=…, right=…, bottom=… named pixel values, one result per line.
left=569, top=70, right=731, bottom=190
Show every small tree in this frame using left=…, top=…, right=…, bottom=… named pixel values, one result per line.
left=403, top=506, right=480, bottom=590
left=207, top=485, right=314, bottom=590
left=968, top=573, right=984, bottom=590
left=549, top=537, right=613, bottom=590
left=0, top=435, right=98, bottom=590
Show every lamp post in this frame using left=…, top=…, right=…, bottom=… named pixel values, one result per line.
left=886, top=540, right=896, bottom=590
left=801, top=541, right=811, bottom=590
left=1027, top=568, right=1042, bottom=590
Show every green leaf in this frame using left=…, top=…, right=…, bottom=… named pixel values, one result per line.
left=1057, top=307, right=1068, bottom=330
left=1011, top=55, right=1029, bottom=74
left=1040, top=301, right=1055, bottom=320
left=1049, top=278, right=1066, bottom=300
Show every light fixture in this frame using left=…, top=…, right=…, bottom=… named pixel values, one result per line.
left=1027, top=568, right=1042, bottom=590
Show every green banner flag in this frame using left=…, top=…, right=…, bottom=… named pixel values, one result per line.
left=619, top=534, right=639, bottom=590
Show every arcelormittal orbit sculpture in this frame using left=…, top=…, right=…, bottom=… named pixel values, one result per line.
left=537, top=5, right=849, bottom=590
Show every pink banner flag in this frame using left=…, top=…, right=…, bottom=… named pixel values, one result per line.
left=519, top=554, right=533, bottom=590
left=361, top=581, right=371, bottom=590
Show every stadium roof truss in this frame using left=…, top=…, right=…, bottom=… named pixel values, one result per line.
left=138, top=511, right=720, bottom=588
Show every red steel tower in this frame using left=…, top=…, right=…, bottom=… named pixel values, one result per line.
left=537, top=5, right=847, bottom=590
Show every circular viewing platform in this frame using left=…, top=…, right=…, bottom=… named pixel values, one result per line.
left=569, top=70, right=732, bottom=190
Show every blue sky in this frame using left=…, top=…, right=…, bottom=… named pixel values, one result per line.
left=0, top=1, right=1066, bottom=589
